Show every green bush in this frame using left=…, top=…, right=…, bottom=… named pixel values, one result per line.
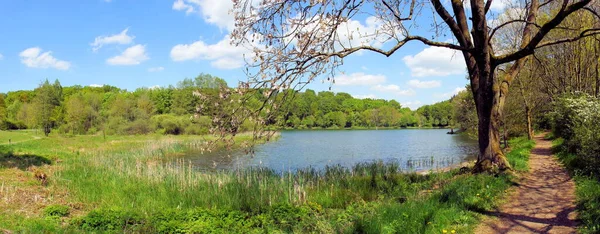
left=72, top=208, right=144, bottom=232
left=548, top=94, right=600, bottom=176
left=43, top=204, right=70, bottom=217
left=151, top=114, right=186, bottom=135
left=72, top=205, right=325, bottom=233
left=0, top=119, right=27, bottom=130
left=125, top=119, right=154, bottom=135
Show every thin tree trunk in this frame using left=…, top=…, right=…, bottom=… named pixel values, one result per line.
left=594, top=41, right=600, bottom=97
left=526, top=106, right=533, bottom=140
left=516, top=72, right=534, bottom=140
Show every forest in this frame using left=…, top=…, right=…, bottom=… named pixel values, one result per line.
left=0, top=74, right=457, bottom=136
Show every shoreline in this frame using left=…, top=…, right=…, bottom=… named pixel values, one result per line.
left=416, top=160, right=476, bottom=175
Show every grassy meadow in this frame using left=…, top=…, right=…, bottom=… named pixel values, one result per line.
left=0, top=130, right=534, bottom=233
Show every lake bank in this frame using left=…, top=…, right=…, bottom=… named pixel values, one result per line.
left=0, top=130, right=533, bottom=233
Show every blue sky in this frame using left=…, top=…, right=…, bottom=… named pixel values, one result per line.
left=0, top=0, right=481, bottom=109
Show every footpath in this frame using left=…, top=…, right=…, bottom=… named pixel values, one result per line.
left=475, top=134, right=578, bottom=233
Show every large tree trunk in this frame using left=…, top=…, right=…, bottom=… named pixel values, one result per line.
left=472, top=72, right=511, bottom=173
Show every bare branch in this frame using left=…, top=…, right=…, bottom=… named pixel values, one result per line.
left=534, top=29, right=600, bottom=49
left=484, top=0, right=493, bottom=14
left=315, top=35, right=469, bottom=59
left=495, top=0, right=596, bottom=64
left=431, top=0, right=470, bottom=47
left=381, top=0, right=416, bottom=21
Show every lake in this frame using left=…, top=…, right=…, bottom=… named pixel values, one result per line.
left=179, top=129, right=478, bottom=172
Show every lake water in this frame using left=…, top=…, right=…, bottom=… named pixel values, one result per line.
left=179, top=129, right=478, bottom=172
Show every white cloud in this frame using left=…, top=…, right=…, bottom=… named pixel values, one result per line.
left=335, top=16, right=388, bottom=50
left=371, top=84, right=416, bottom=96
left=0, top=53, right=3, bottom=60
left=402, top=47, right=466, bottom=77
left=107, top=44, right=149, bottom=66
left=286, top=15, right=390, bottom=53
left=148, top=85, right=161, bottom=90
left=148, top=66, right=164, bottom=72
left=334, top=73, right=386, bottom=86
left=173, top=0, right=195, bottom=14
left=402, top=101, right=423, bottom=110
left=434, top=87, right=467, bottom=99
left=19, top=47, right=71, bottom=70
left=170, top=35, right=249, bottom=69
left=172, top=0, right=234, bottom=31
left=89, top=84, right=103, bottom=87
left=490, top=0, right=508, bottom=11
left=407, top=79, right=441, bottom=88
left=90, top=28, right=135, bottom=52
left=361, top=66, right=368, bottom=70
left=464, top=0, right=513, bottom=12
left=353, top=94, right=377, bottom=99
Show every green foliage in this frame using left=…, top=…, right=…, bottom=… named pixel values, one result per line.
left=549, top=93, right=600, bottom=176
left=43, top=204, right=70, bottom=217
left=33, top=79, right=63, bottom=136
left=451, top=88, right=477, bottom=136
left=72, top=208, right=144, bottom=232
left=550, top=96, right=600, bottom=232
left=2, top=74, right=467, bottom=136
left=553, top=138, right=600, bottom=233
left=417, top=100, right=454, bottom=128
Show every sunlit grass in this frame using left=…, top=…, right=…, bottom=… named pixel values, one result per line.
left=0, top=133, right=534, bottom=233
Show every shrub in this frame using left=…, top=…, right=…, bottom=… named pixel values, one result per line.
left=72, top=208, right=144, bottom=232
left=151, top=114, right=185, bottom=135
left=184, top=124, right=208, bottom=135
left=44, top=204, right=70, bottom=217
left=126, top=119, right=154, bottom=135
left=0, top=119, right=27, bottom=130
left=548, top=93, right=600, bottom=176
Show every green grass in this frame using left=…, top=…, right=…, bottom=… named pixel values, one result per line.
left=552, top=138, right=600, bottom=233
left=0, top=133, right=535, bottom=233
left=506, top=137, right=535, bottom=172
left=0, top=130, right=41, bottom=145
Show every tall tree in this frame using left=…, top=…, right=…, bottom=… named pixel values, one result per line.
left=0, top=94, right=6, bottom=121
left=33, top=79, right=63, bottom=136
left=231, top=0, right=600, bottom=173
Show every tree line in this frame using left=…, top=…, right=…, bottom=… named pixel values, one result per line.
left=0, top=74, right=461, bottom=136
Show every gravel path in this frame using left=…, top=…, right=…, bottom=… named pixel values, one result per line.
left=475, top=134, right=578, bottom=233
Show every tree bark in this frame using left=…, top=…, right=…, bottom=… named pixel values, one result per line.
left=594, top=43, right=600, bottom=97
left=526, top=106, right=534, bottom=140
left=472, top=73, right=511, bottom=173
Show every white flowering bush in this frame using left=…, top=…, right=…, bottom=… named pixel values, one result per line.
left=549, top=93, right=600, bottom=176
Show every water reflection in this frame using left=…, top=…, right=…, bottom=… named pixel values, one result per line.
left=178, top=129, right=478, bottom=172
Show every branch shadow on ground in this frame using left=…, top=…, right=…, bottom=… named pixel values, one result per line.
left=475, top=206, right=577, bottom=233
left=0, top=145, right=52, bottom=170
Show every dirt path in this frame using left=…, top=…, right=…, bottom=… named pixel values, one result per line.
left=475, top=134, right=578, bottom=233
